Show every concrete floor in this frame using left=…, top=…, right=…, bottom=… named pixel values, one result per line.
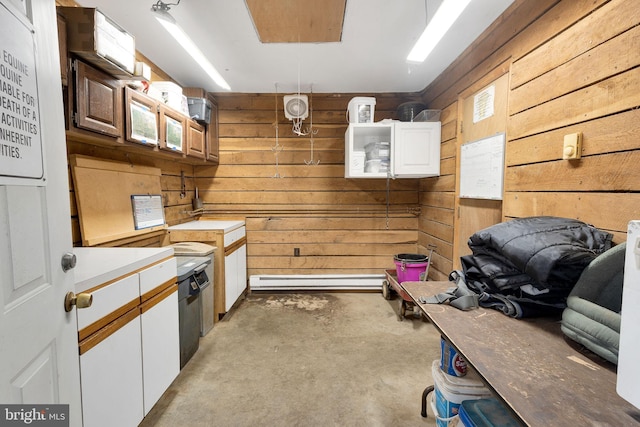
left=140, top=292, right=441, bottom=426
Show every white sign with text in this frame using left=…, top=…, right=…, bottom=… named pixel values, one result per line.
left=0, top=4, right=44, bottom=183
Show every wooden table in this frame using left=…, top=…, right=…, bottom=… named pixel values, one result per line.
left=401, top=281, right=640, bottom=426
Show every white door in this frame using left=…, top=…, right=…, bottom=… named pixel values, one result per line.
left=0, top=0, right=82, bottom=425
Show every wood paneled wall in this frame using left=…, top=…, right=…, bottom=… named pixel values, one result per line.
left=196, top=93, right=426, bottom=276
left=418, top=0, right=639, bottom=280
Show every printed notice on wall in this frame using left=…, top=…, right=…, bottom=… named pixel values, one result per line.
left=0, top=5, right=44, bottom=182
left=459, top=133, right=505, bottom=200
left=131, top=195, right=165, bottom=230
left=473, top=85, right=495, bottom=124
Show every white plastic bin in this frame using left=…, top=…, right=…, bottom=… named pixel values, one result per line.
left=150, top=81, right=184, bottom=112
left=347, top=97, right=376, bottom=123
left=431, top=360, right=492, bottom=427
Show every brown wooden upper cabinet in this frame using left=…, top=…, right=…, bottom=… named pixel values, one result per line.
left=57, top=12, right=67, bottom=87
left=187, top=120, right=206, bottom=159
left=73, top=60, right=123, bottom=138
left=63, top=49, right=215, bottom=164
left=206, top=93, right=219, bottom=164
left=158, top=104, right=186, bottom=154
left=124, top=87, right=159, bottom=147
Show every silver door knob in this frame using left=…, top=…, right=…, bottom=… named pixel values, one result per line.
left=61, top=252, right=76, bottom=272
left=64, top=292, right=93, bottom=312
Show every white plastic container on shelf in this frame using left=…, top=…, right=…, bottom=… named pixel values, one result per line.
left=431, top=360, right=492, bottom=427
left=347, top=97, right=376, bottom=123
left=150, top=81, right=184, bottom=112
left=365, top=141, right=390, bottom=160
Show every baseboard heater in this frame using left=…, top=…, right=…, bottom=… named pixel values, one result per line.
left=249, top=274, right=385, bottom=291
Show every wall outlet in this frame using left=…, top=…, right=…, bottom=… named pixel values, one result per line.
left=563, top=132, right=582, bottom=160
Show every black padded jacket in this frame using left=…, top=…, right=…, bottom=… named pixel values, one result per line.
left=462, top=216, right=613, bottom=293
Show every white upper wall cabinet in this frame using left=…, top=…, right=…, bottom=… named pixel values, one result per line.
left=345, top=122, right=441, bottom=179
left=393, top=122, right=441, bottom=178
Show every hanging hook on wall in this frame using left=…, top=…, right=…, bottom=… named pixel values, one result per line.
left=304, top=84, right=320, bottom=166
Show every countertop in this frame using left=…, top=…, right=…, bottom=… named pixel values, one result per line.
left=167, top=220, right=245, bottom=233
left=73, top=247, right=174, bottom=293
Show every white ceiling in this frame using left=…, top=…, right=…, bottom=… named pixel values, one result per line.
left=75, top=0, right=514, bottom=94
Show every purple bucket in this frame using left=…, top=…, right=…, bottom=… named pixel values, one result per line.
left=394, top=253, right=429, bottom=283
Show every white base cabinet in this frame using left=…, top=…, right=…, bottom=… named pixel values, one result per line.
left=345, top=121, right=441, bottom=178
left=80, top=314, right=144, bottom=427
left=73, top=249, right=178, bottom=426
left=140, top=290, right=180, bottom=415
left=224, top=226, right=247, bottom=311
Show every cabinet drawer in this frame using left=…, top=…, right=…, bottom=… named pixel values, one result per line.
left=139, top=257, right=177, bottom=296
left=77, top=273, right=139, bottom=334
left=224, top=226, right=246, bottom=247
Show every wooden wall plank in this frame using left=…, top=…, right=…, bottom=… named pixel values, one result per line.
left=200, top=177, right=419, bottom=191
left=219, top=137, right=344, bottom=151
left=248, top=230, right=416, bottom=245
left=510, top=0, right=636, bottom=90
left=246, top=217, right=417, bottom=231
left=510, top=24, right=640, bottom=115
left=199, top=190, right=419, bottom=205
left=420, top=189, right=455, bottom=210
left=506, top=151, right=640, bottom=192
left=502, top=192, right=639, bottom=238
left=420, top=206, right=455, bottom=227
left=247, top=243, right=417, bottom=257
left=199, top=164, right=345, bottom=178
left=508, top=68, right=640, bottom=140
left=218, top=150, right=344, bottom=165
left=507, top=109, right=640, bottom=166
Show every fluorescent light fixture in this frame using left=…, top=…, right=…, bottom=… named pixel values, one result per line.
left=406, top=0, right=472, bottom=63
left=151, top=1, right=231, bottom=91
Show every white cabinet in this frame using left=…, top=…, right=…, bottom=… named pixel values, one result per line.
left=140, top=290, right=179, bottom=414
left=73, top=248, right=178, bottom=426
left=345, top=121, right=441, bottom=178
left=224, top=226, right=247, bottom=311
left=393, top=122, right=441, bottom=178
left=76, top=273, right=144, bottom=427
left=138, top=258, right=180, bottom=415
left=80, top=313, right=144, bottom=427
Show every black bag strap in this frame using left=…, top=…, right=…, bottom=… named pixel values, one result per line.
left=419, top=270, right=479, bottom=311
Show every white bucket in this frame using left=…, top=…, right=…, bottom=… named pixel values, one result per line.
left=430, top=392, right=459, bottom=427
left=347, top=97, right=376, bottom=123
left=431, top=360, right=492, bottom=426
